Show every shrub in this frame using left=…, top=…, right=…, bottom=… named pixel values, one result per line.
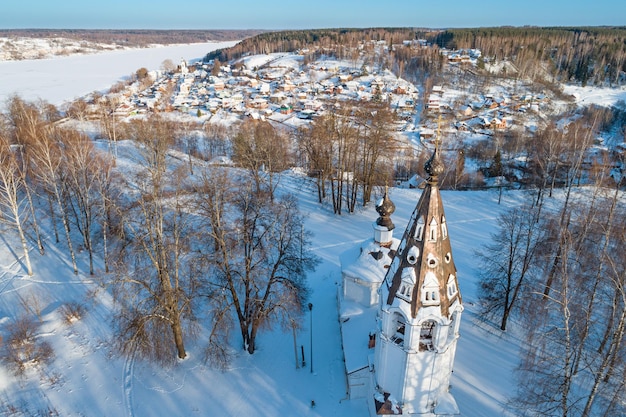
left=2, top=315, right=55, bottom=376
left=59, top=302, right=86, bottom=325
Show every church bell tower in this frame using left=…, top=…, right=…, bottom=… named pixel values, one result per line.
left=371, top=142, right=463, bottom=415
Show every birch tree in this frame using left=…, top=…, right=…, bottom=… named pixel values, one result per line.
left=514, top=187, right=626, bottom=417
left=8, top=97, right=79, bottom=274
left=5, top=96, right=46, bottom=255
left=0, top=136, right=33, bottom=276
left=61, top=128, right=113, bottom=275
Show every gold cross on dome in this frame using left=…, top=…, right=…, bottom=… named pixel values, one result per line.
left=434, top=114, right=443, bottom=151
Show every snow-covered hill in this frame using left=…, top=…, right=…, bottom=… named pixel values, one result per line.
left=0, top=36, right=127, bottom=61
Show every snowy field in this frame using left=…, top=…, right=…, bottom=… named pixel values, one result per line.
left=0, top=44, right=623, bottom=416
left=562, top=84, right=626, bottom=107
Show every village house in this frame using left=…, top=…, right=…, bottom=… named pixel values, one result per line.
left=258, top=82, right=271, bottom=95
left=461, top=105, right=474, bottom=117
left=279, top=103, right=293, bottom=114
left=392, top=85, right=406, bottom=95
left=279, top=81, right=296, bottom=92
left=427, top=96, right=441, bottom=111
left=248, top=97, right=268, bottom=109
left=212, top=79, right=225, bottom=91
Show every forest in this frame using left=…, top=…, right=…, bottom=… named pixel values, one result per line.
left=207, top=26, right=626, bottom=86
left=432, top=26, right=626, bottom=86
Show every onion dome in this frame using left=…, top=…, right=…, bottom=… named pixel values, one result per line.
left=424, top=146, right=445, bottom=182
left=375, top=188, right=396, bottom=230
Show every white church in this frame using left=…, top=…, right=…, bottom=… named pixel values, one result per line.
left=339, top=143, right=463, bottom=416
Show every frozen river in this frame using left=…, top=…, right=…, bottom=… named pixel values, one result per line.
left=0, top=40, right=237, bottom=106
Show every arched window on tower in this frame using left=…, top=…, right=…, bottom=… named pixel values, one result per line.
left=397, top=267, right=416, bottom=302
left=447, top=274, right=458, bottom=299
left=415, top=216, right=425, bottom=241
left=447, top=311, right=459, bottom=345
left=429, top=217, right=438, bottom=241
left=390, top=312, right=407, bottom=346
left=419, top=320, right=436, bottom=352
left=397, top=283, right=413, bottom=301
left=422, top=272, right=440, bottom=306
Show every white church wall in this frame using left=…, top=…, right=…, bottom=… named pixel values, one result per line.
left=403, top=352, right=439, bottom=413
left=375, top=338, right=407, bottom=402
left=343, top=274, right=378, bottom=306
left=347, top=367, right=370, bottom=399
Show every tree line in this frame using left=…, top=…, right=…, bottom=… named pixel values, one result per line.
left=205, top=27, right=428, bottom=63
left=0, top=29, right=263, bottom=46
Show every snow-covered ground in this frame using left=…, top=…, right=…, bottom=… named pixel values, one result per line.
left=562, top=84, right=626, bottom=107
left=0, top=43, right=623, bottom=416
left=0, top=156, right=524, bottom=416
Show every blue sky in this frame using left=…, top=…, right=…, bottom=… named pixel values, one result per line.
left=2, top=0, right=624, bottom=30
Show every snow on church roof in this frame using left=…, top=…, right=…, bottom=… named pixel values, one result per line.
left=338, top=298, right=377, bottom=374
left=339, top=237, right=399, bottom=283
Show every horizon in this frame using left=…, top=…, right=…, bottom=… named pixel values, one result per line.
left=3, top=0, right=625, bottom=31
left=2, top=24, right=626, bottom=32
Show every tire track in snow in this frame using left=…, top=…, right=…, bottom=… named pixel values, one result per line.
left=123, top=349, right=136, bottom=417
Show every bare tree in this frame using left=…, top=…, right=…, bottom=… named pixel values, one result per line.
left=542, top=118, right=596, bottom=299
left=196, top=170, right=318, bottom=355
left=477, top=204, right=543, bottom=330
left=296, top=123, right=332, bottom=203
left=514, top=226, right=577, bottom=417
left=354, top=103, right=394, bottom=205
left=97, top=95, right=121, bottom=161
left=232, top=120, right=291, bottom=200
left=161, top=59, right=176, bottom=73
left=0, top=136, right=33, bottom=276
left=577, top=186, right=626, bottom=417
left=514, top=185, right=626, bottom=417
left=7, top=97, right=79, bottom=274
left=309, top=108, right=359, bottom=214
left=61, top=128, right=113, bottom=275
left=5, top=96, right=47, bottom=255
left=111, top=117, right=197, bottom=361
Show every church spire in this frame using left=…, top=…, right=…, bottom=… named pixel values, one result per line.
left=372, top=128, right=463, bottom=415
left=383, top=160, right=458, bottom=318
left=381, top=121, right=459, bottom=318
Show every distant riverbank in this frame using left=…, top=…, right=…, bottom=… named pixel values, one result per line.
left=0, top=41, right=237, bottom=106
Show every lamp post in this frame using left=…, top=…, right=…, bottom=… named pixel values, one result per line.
left=308, top=303, right=313, bottom=374
left=291, top=319, right=299, bottom=369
